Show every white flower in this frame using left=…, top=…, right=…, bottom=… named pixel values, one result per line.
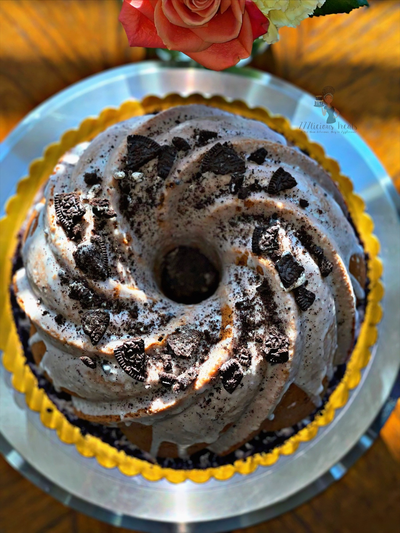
left=255, top=0, right=326, bottom=43
left=263, top=21, right=280, bottom=44
left=257, top=0, right=289, bottom=9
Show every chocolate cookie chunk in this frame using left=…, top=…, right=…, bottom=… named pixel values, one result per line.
left=84, top=172, right=101, bottom=186
left=196, top=130, right=218, bottom=146
left=267, top=167, right=297, bottom=195
left=296, top=228, right=333, bottom=277
left=114, top=339, right=147, bottom=381
left=237, top=349, right=252, bottom=368
left=73, top=236, right=109, bottom=281
left=54, top=314, right=65, bottom=326
left=229, top=173, right=244, bottom=194
left=299, top=198, right=309, bottom=208
left=248, top=147, right=268, bottom=164
left=157, top=145, right=177, bottom=179
left=81, top=309, right=110, bottom=345
left=90, top=198, right=116, bottom=219
left=125, top=135, right=161, bottom=172
left=293, top=284, right=316, bottom=311
left=172, top=136, right=191, bottom=152
left=220, top=359, right=243, bottom=394
left=173, top=368, right=198, bottom=393
left=68, top=279, right=101, bottom=308
left=264, top=328, right=289, bottom=365
left=201, top=143, right=246, bottom=175
left=162, top=353, right=173, bottom=373
left=159, top=372, right=177, bottom=387
left=54, top=192, right=85, bottom=240
left=237, top=186, right=250, bottom=200
left=276, top=253, right=304, bottom=288
left=80, top=356, right=97, bottom=369
left=312, top=246, right=333, bottom=277
left=252, top=224, right=280, bottom=259
left=167, top=327, right=202, bottom=358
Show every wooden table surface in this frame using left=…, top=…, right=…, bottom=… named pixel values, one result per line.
left=0, top=1, right=399, bottom=532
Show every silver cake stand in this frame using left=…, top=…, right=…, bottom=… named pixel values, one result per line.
left=1, top=63, right=399, bottom=533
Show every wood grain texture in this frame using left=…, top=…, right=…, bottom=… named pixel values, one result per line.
left=0, top=1, right=399, bottom=532
left=0, top=0, right=145, bottom=140
left=269, top=0, right=400, bottom=192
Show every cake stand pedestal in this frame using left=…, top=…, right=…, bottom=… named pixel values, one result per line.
left=1, top=63, right=399, bottom=533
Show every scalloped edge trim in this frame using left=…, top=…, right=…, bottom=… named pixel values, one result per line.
left=0, top=94, right=383, bottom=484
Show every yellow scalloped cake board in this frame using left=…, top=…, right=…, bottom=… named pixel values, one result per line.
left=0, top=94, right=383, bottom=484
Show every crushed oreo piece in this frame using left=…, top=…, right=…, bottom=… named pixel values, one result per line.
left=68, top=280, right=100, bottom=308
left=237, top=186, right=250, bottom=200
left=173, top=368, right=198, bottom=393
left=267, top=167, right=297, bottom=195
left=125, top=135, right=161, bottom=172
left=319, top=256, right=333, bottom=277
left=296, top=227, right=313, bottom=249
left=248, top=147, right=268, bottom=165
left=162, top=353, right=172, bottom=373
left=293, top=284, right=316, bottom=311
left=54, top=192, right=85, bottom=239
left=71, top=223, right=84, bottom=241
left=276, top=254, right=304, bottom=288
left=264, top=327, right=289, bottom=365
left=90, top=198, right=116, bottom=218
left=54, top=314, right=65, bottom=326
left=220, top=359, right=243, bottom=394
left=81, top=309, right=110, bottom=345
left=296, top=228, right=333, bottom=277
left=114, top=339, right=147, bottom=381
left=84, top=172, right=101, bottom=186
left=196, top=130, right=218, bottom=146
left=58, top=269, right=69, bottom=285
left=201, top=143, right=245, bottom=175
left=312, top=246, right=333, bottom=277
left=255, top=279, right=275, bottom=309
left=172, top=136, right=191, bottom=152
left=159, top=372, right=177, bottom=387
left=299, top=198, right=309, bottom=208
left=238, top=349, right=252, bottom=368
left=252, top=224, right=280, bottom=258
left=73, top=236, right=109, bottom=281
left=80, top=356, right=97, bottom=369
left=229, top=173, right=244, bottom=194
left=157, top=145, right=177, bottom=180
left=167, top=327, right=201, bottom=358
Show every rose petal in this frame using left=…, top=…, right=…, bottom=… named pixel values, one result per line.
left=163, top=0, right=218, bottom=27
left=154, top=1, right=211, bottom=52
left=187, top=10, right=253, bottom=70
left=226, top=0, right=246, bottom=22
left=191, top=5, right=243, bottom=43
left=245, top=0, right=269, bottom=39
left=128, top=0, right=156, bottom=20
left=169, top=0, right=220, bottom=26
left=119, top=0, right=166, bottom=48
left=185, top=0, right=217, bottom=13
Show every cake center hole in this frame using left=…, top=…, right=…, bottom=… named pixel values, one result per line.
left=160, top=246, right=220, bottom=304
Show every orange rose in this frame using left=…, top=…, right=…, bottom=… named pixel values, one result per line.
left=119, top=0, right=269, bottom=70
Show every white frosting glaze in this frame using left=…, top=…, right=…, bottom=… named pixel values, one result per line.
left=13, top=105, right=365, bottom=457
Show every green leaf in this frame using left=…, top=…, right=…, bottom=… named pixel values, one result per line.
left=312, top=0, right=369, bottom=17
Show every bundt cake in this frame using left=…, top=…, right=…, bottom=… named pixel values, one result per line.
left=12, top=104, right=367, bottom=458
